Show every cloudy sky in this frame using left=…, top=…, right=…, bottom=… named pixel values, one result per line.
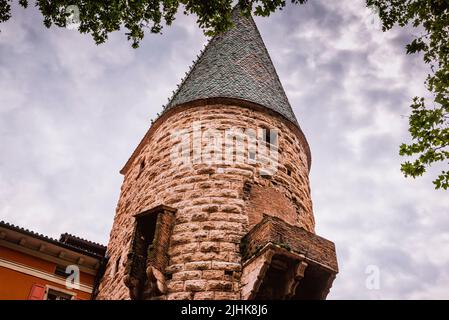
left=1, top=1, right=449, bottom=299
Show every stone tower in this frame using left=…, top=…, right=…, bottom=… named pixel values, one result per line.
left=97, top=8, right=338, bottom=300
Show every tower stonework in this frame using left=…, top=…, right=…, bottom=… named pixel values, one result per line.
left=97, top=8, right=338, bottom=300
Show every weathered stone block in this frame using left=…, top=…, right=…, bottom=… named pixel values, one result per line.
left=193, top=292, right=215, bottom=300
left=167, top=281, right=184, bottom=292
left=211, top=261, right=241, bottom=271
left=207, top=280, right=233, bottom=291
left=185, top=261, right=212, bottom=270
left=185, top=280, right=208, bottom=292
left=200, top=242, right=220, bottom=253
left=172, top=270, right=202, bottom=281
left=202, top=270, right=224, bottom=280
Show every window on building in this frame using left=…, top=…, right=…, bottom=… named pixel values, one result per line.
left=46, top=288, right=73, bottom=300
left=115, top=256, right=121, bottom=274
left=54, top=265, right=68, bottom=277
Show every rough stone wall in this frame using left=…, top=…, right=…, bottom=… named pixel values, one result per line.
left=97, top=102, right=314, bottom=300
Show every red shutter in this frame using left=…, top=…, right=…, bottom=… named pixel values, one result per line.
left=28, top=284, right=46, bottom=300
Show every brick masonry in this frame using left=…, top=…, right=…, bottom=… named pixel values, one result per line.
left=96, top=102, right=315, bottom=300
left=241, top=215, right=338, bottom=273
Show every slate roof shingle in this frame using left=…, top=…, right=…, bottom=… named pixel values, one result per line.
left=165, top=7, right=299, bottom=127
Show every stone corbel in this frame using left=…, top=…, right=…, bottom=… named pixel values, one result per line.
left=241, top=248, right=275, bottom=300
left=319, top=273, right=337, bottom=300
left=143, top=265, right=167, bottom=299
left=285, top=260, right=308, bottom=299
left=123, top=274, right=140, bottom=300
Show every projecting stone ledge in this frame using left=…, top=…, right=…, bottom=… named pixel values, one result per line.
left=240, top=215, right=338, bottom=300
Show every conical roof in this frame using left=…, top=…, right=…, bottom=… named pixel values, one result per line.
left=164, top=7, right=299, bottom=126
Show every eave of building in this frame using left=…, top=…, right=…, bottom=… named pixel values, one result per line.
left=59, top=232, right=106, bottom=257
left=0, top=222, right=104, bottom=275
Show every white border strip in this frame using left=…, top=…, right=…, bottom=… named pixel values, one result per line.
left=0, top=258, right=93, bottom=293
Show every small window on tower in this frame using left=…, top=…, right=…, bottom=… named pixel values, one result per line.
left=261, top=127, right=278, bottom=146
left=115, top=256, right=121, bottom=274
left=286, top=165, right=293, bottom=177
left=225, top=270, right=234, bottom=277
left=136, top=158, right=145, bottom=180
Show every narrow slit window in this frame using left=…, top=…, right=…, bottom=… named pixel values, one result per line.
left=54, top=265, right=68, bottom=277
left=136, top=158, right=145, bottom=180
left=115, top=256, right=121, bottom=274
left=265, top=129, right=271, bottom=144
left=286, top=165, right=293, bottom=177
left=261, top=127, right=278, bottom=146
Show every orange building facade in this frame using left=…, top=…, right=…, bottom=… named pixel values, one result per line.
left=0, top=221, right=106, bottom=300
